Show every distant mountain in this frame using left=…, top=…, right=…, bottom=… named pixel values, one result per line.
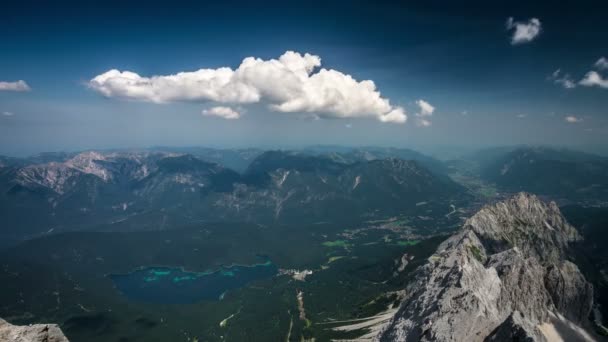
left=0, top=151, right=174, bottom=242
left=215, top=151, right=464, bottom=223
left=0, top=156, right=26, bottom=168
left=303, top=146, right=449, bottom=176
left=245, top=150, right=346, bottom=180
left=152, top=147, right=263, bottom=173
left=379, top=193, right=599, bottom=341
left=475, top=146, right=608, bottom=200
left=0, top=149, right=465, bottom=243
left=133, top=154, right=241, bottom=206
left=25, top=151, right=76, bottom=164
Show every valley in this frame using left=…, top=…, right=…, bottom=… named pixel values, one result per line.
left=0, top=220, right=451, bottom=341
left=0, top=146, right=607, bottom=341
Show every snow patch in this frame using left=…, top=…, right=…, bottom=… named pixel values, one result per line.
left=352, top=175, right=362, bottom=190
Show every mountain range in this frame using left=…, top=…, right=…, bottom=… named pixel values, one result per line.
left=1, top=146, right=608, bottom=341
left=446, top=146, right=608, bottom=202
left=0, top=148, right=465, bottom=245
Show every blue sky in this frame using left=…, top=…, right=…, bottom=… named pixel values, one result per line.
left=1, top=0, right=607, bottom=156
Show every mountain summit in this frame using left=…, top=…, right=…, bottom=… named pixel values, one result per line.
left=0, top=318, right=68, bottom=342
left=378, top=193, right=598, bottom=342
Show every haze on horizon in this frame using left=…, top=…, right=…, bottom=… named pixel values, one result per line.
left=1, top=0, right=607, bottom=157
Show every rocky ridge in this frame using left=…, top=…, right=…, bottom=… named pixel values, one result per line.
left=0, top=318, right=68, bottom=342
left=377, top=193, right=598, bottom=342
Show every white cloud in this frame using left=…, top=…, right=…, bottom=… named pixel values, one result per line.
left=549, top=69, right=576, bottom=89
left=506, top=17, right=541, bottom=45
left=517, top=114, right=527, bottom=118
left=202, top=106, right=241, bottom=120
left=89, top=51, right=407, bottom=124
left=415, top=100, right=434, bottom=116
left=564, top=115, right=582, bottom=123
left=0, top=80, right=31, bottom=92
left=2, top=111, right=14, bottom=116
left=378, top=108, right=407, bottom=124
left=414, top=99, right=434, bottom=127
left=579, top=71, right=608, bottom=89
left=416, top=119, right=432, bottom=127
left=595, top=57, right=608, bottom=70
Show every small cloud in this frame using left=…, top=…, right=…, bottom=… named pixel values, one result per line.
left=579, top=71, right=608, bottom=89
left=595, top=57, right=608, bottom=70
left=202, top=106, right=241, bottom=120
left=516, top=114, right=527, bottom=119
left=549, top=69, right=576, bottom=89
left=564, top=115, right=582, bottom=123
left=0, top=80, right=31, bottom=92
left=416, top=119, right=432, bottom=127
left=2, top=111, right=14, bottom=116
left=414, top=99, right=434, bottom=127
left=461, top=110, right=468, bottom=116
left=415, top=100, right=435, bottom=117
left=506, top=17, right=542, bottom=45
left=345, top=123, right=352, bottom=128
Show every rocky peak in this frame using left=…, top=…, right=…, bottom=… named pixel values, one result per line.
left=64, top=151, right=110, bottom=181
left=0, top=318, right=68, bottom=342
left=377, top=193, right=597, bottom=342
left=466, top=192, right=581, bottom=264
left=16, top=162, right=82, bottom=194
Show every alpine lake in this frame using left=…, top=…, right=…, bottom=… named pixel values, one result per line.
left=109, top=261, right=277, bottom=304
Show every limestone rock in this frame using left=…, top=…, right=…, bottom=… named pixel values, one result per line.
left=377, top=193, right=597, bottom=342
left=0, top=318, right=68, bottom=342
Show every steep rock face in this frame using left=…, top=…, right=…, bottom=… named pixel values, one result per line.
left=378, top=193, right=596, bottom=342
left=0, top=318, right=68, bottom=342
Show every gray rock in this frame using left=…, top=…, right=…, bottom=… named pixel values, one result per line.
left=485, top=311, right=545, bottom=342
left=377, top=193, right=597, bottom=342
left=0, top=318, right=68, bottom=342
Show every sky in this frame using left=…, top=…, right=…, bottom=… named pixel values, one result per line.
left=1, top=0, right=607, bottom=156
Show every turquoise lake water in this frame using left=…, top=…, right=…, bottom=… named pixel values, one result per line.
left=109, top=261, right=277, bottom=303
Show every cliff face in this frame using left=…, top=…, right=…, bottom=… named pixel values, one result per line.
left=0, top=319, right=68, bottom=342
left=378, top=193, right=597, bottom=342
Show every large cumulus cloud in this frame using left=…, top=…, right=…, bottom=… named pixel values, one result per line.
left=88, top=51, right=407, bottom=123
